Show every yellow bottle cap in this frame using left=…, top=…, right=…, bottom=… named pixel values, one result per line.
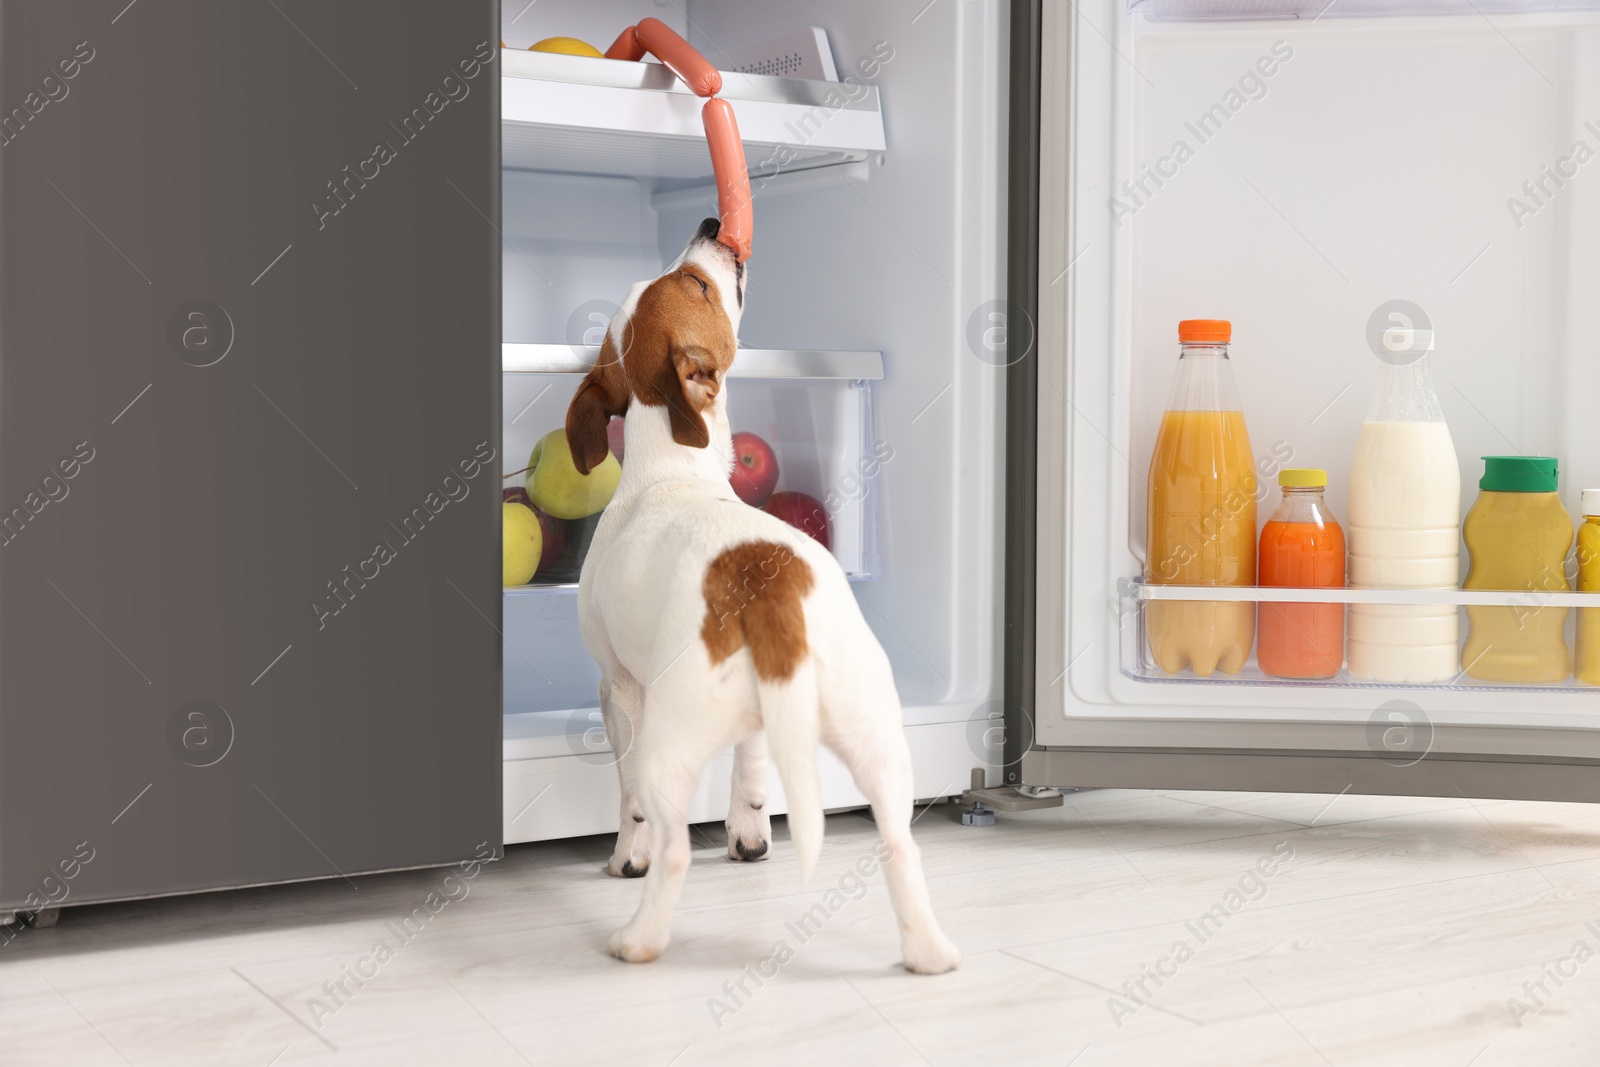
left=1279, top=468, right=1327, bottom=488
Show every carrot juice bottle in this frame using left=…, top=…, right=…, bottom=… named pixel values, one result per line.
left=1258, top=469, right=1347, bottom=679
left=1145, top=319, right=1256, bottom=676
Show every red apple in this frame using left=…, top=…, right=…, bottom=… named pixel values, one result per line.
left=729, top=431, right=779, bottom=506
left=533, top=507, right=567, bottom=573
left=503, top=486, right=531, bottom=508
left=607, top=417, right=625, bottom=463
left=764, top=491, right=831, bottom=551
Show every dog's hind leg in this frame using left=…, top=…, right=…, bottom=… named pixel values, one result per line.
left=601, top=674, right=650, bottom=878
left=607, top=696, right=722, bottom=964
left=725, top=732, right=772, bottom=862
left=826, top=686, right=962, bottom=975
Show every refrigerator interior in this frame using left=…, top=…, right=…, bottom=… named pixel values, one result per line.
left=1062, top=1, right=1600, bottom=728
left=496, top=1, right=1008, bottom=782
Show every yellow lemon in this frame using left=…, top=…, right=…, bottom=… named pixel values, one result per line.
left=530, top=37, right=603, bottom=58
left=503, top=502, right=542, bottom=586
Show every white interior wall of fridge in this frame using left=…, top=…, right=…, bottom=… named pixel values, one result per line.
left=1062, top=2, right=1600, bottom=727
left=495, top=0, right=1010, bottom=827
left=675, top=0, right=1009, bottom=717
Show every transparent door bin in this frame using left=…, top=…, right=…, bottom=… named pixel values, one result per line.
left=1116, top=579, right=1600, bottom=692
left=1128, top=1, right=1599, bottom=19
left=502, top=371, right=884, bottom=597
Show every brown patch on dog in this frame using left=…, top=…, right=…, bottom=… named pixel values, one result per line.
left=702, top=540, right=814, bottom=682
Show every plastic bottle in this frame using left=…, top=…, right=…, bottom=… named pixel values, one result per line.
left=1461, top=456, right=1573, bottom=683
left=1577, top=490, right=1600, bottom=686
left=1346, top=329, right=1460, bottom=683
left=1258, top=469, right=1346, bottom=679
left=1145, top=319, right=1256, bottom=676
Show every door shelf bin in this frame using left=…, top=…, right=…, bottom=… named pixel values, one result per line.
left=1128, top=1, right=1600, bottom=19
left=1116, top=579, right=1600, bottom=693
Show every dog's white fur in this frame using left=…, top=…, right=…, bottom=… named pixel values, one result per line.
left=573, top=224, right=961, bottom=974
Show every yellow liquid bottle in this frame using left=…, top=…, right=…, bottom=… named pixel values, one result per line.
left=1576, top=491, right=1600, bottom=685
left=1144, top=320, right=1257, bottom=677
left=1461, top=457, right=1573, bottom=683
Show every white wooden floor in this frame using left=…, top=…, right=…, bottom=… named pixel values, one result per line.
left=4, top=788, right=1600, bottom=1066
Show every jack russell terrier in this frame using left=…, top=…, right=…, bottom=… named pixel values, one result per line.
left=564, top=218, right=961, bottom=975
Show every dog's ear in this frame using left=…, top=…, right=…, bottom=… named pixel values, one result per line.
left=565, top=335, right=629, bottom=475
left=657, top=345, right=720, bottom=450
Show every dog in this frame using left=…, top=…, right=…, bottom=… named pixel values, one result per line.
left=564, top=217, right=961, bottom=975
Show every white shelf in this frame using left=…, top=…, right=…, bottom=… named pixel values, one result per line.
left=500, top=49, right=885, bottom=181
left=1125, top=579, right=1599, bottom=608
left=503, top=344, right=884, bottom=379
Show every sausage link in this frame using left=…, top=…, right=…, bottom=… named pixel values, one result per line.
left=702, top=97, right=751, bottom=261
left=635, top=17, right=722, bottom=97
left=603, top=26, right=645, bottom=61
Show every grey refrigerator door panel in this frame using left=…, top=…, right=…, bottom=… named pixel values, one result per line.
left=0, top=0, right=501, bottom=909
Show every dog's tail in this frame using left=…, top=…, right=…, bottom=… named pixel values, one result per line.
left=704, top=541, right=825, bottom=882
left=759, top=658, right=823, bottom=883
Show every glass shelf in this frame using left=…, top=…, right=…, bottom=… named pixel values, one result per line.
left=501, top=50, right=885, bottom=181
left=503, top=344, right=883, bottom=379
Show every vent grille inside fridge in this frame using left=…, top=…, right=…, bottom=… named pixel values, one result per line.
left=721, top=27, right=840, bottom=82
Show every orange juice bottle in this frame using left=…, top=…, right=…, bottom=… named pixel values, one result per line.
left=1145, top=319, right=1257, bottom=676
left=1258, top=469, right=1346, bottom=679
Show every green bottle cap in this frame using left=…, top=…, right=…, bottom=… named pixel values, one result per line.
left=1479, top=455, right=1559, bottom=493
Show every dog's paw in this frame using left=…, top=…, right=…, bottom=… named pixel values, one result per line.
left=605, top=857, right=649, bottom=878
left=725, top=807, right=773, bottom=862
left=730, top=837, right=769, bottom=862
left=607, top=925, right=667, bottom=964
left=901, top=931, right=962, bottom=976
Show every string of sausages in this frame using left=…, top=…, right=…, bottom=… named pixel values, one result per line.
left=605, top=19, right=753, bottom=263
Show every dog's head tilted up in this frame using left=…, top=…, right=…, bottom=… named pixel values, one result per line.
left=566, top=217, right=747, bottom=476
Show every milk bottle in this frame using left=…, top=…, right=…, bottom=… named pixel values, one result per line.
left=1346, top=329, right=1461, bottom=683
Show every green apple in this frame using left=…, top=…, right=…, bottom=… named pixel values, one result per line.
left=503, top=502, right=542, bottom=586
left=525, top=428, right=621, bottom=520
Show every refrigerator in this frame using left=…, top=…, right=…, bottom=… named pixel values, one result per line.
left=8, top=0, right=1597, bottom=919
left=501, top=0, right=1600, bottom=840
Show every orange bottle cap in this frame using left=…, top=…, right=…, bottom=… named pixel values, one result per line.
left=1178, top=319, right=1231, bottom=344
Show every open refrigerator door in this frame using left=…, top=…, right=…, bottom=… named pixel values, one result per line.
left=1028, top=0, right=1600, bottom=795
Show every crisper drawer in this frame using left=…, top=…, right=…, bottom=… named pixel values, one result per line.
left=501, top=346, right=884, bottom=717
